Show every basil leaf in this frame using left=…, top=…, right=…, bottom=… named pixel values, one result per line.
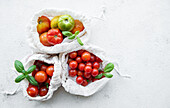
left=95, top=73, right=103, bottom=79
left=62, top=31, right=73, bottom=36
left=15, top=74, right=25, bottom=83
left=104, top=63, right=114, bottom=73
left=77, top=37, right=84, bottom=46
left=68, top=34, right=76, bottom=39
left=26, top=75, right=38, bottom=86
left=14, top=60, right=24, bottom=73
left=103, top=73, right=113, bottom=78
left=26, top=65, right=36, bottom=74
left=75, top=31, right=80, bottom=36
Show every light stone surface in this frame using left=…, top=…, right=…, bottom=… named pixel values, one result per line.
left=0, top=0, right=170, bottom=108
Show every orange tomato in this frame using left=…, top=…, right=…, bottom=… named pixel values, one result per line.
left=71, top=20, right=84, bottom=34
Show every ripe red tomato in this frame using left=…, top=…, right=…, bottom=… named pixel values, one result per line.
left=93, top=62, right=100, bottom=69
left=69, top=69, right=77, bottom=77
left=92, top=78, right=98, bottom=82
left=86, top=62, right=92, bottom=67
left=81, top=52, right=91, bottom=61
left=95, top=56, right=103, bottom=63
left=77, top=49, right=84, bottom=56
left=39, top=32, right=52, bottom=46
left=67, top=58, right=73, bottom=64
left=71, top=20, right=85, bottom=34
left=34, top=60, right=44, bottom=68
left=39, top=86, right=48, bottom=96
left=76, top=76, right=84, bottom=84
left=46, top=65, right=54, bottom=77
left=78, top=63, right=85, bottom=71
left=90, top=55, right=95, bottom=62
left=47, top=29, right=63, bottom=45
left=27, top=85, right=38, bottom=97
left=69, top=61, right=78, bottom=69
left=75, top=57, right=82, bottom=63
left=84, top=72, right=91, bottom=78
left=45, top=77, right=51, bottom=85
left=69, top=51, right=77, bottom=59
left=40, top=64, right=48, bottom=72
left=91, top=68, right=99, bottom=77
left=84, top=65, right=92, bottom=73
left=35, top=71, right=47, bottom=83
left=77, top=70, right=83, bottom=76
left=81, top=79, right=88, bottom=86
left=32, top=67, right=39, bottom=77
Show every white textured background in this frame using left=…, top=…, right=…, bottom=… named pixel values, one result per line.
left=0, top=0, right=170, bottom=108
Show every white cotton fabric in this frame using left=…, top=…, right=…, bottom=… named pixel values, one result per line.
left=26, top=8, right=91, bottom=54
left=59, top=44, right=118, bottom=96
left=17, top=54, right=61, bottom=101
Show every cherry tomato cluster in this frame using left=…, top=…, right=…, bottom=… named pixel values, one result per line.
left=27, top=60, right=54, bottom=97
left=68, top=50, right=104, bottom=86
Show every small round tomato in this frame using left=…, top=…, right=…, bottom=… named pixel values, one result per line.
left=93, top=62, right=100, bottom=69
left=35, top=71, right=47, bottom=83
left=86, top=62, right=92, bottom=67
left=77, top=70, right=83, bottom=76
left=69, top=51, right=77, bottom=59
left=90, top=55, right=95, bottom=62
left=92, top=78, right=98, bottom=82
left=77, top=49, right=84, bottom=56
left=76, top=76, right=84, bottom=84
left=91, top=68, right=99, bottom=77
left=46, top=77, right=51, bottom=85
left=69, top=61, right=78, bottom=69
left=69, top=69, right=77, bottom=77
left=95, top=56, right=103, bottom=63
left=71, top=20, right=85, bottom=34
left=34, top=60, right=44, bottom=68
left=84, top=65, right=92, bottom=73
left=84, top=72, right=91, bottom=78
left=46, top=65, right=54, bottom=77
left=78, top=63, right=85, bottom=71
left=39, top=86, right=48, bottom=96
left=27, top=85, right=38, bottom=97
left=75, top=57, right=82, bottom=63
left=47, top=29, right=63, bottom=45
left=67, top=58, right=73, bottom=64
left=32, top=67, right=39, bottom=77
left=81, top=79, right=88, bottom=86
left=39, top=32, right=52, bottom=46
left=81, top=51, right=91, bottom=62
left=40, top=64, right=48, bottom=72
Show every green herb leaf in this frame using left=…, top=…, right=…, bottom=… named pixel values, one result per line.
left=15, top=74, right=25, bottom=83
left=104, top=63, right=114, bottom=73
left=68, top=34, right=76, bottom=39
left=75, top=31, right=80, bottom=36
left=26, top=75, right=38, bottom=86
left=95, top=73, right=103, bottom=79
left=62, top=31, right=73, bottom=36
left=26, top=65, right=36, bottom=74
left=45, top=83, right=49, bottom=89
left=103, top=73, right=113, bottom=78
left=14, top=60, right=25, bottom=73
left=77, top=37, right=84, bottom=46
left=86, top=79, right=90, bottom=82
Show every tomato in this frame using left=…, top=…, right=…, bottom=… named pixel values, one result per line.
left=91, top=68, right=99, bottom=77
left=90, top=55, right=95, bottom=62
left=84, top=65, right=92, bottom=73
left=45, top=77, right=51, bottom=85
left=34, top=60, right=43, bottom=68
left=81, top=79, right=88, bottom=86
left=67, top=58, right=73, bottom=64
left=75, top=57, right=82, bottom=63
left=39, top=32, right=52, bottom=46
left=46, top=65, right=54, bottom=77
left=27, top=85, right=38, bottom=97
left=69, top=51, right=77, bottom=59
left=81, top=51, right=91, bottom=62
left=39, top=86, right=48, bottom=96
left=40, top=64, right=48, bottom=72
left=92, top=78, right=98, bottom=82
left=71, top=20, right=85, bottom=34
left=69, top=61, right=78, bottom=69
left=93, top=62, right=100, bottom=69
left=77, top=70, right=83, bottom=76
left=32, top=67, right=39, bottom=77
left=86, top=62, right=92, bottom=67
left=77, top=49, right=84, bottom=56
left=47, top=29, right=63, bottom=45
left=84, top=72, right=91, bottom=78
left=95, top=56, right=103, bottom=63
left=78, top=63, right=85, bottom=71
left=69, top=69, right=77, bottom=77
left=76, top=76, right=84, bottom=84
left=35, top=71, right=47, bottom=83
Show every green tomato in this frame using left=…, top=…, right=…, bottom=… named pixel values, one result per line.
left=58, top=15, right=75, bottom=31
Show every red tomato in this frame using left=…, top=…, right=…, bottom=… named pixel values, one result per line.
left=32, top=67, right=39, bottom=77
left=40, top=64, right=48, bottom=72
left=69, top=69, right=77, bottom=77
left=67, top=58, right=73, bottom=64
left=35, top=71, right=47, bottom=83
left=34, top=60, right=44, bottom=68
left=93, top=62, right=100, bottom=69
left=71, top=20, right=85, bottom=34
left=84, top=72, right=91, bottom=78
left=77, top=70, right=83, bottom=76
left=95, top=56, right=103, bottom=63
left=45, top=77, right=51, bottom=85
left=77, top=49, right=84, bottom=56
left=90, top=55, right=95, bottom=62
left=69, top=51, right=77, bottom=59
left=92, top=78, right=98, bottom=82
left=81, top=79, right=88, bottom=86
left=46, top=65, right=54, bottom=77
left=75, top=57, right=82, bottom=63
left=76, top=76, right=84, bottom=84
left=69, top=61, right=78, bottom=69
left=84, top=65, right=92, bottom=73
left=39, top=86, right=48, bottom=96
left=78, top=63, right=85, bottom=71
left=86, top=62, right=92, bottom=67
left=91, top=68, right=99, bottom=77
left=39, top=32, right=52, bottom=46
left=27, top=85, right=38, bottom=97
left=47, top=29, right=63, bottom=45
left=81, top=51, right=91, bottom=62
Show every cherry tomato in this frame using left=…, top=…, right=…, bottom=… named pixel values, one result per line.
left=40, top=64, right=48, bottom=72
left=81, top=52, right=91, bottom=62
left=47, top=29, right=63, bottom=45
left=86, top=62, right=92, bottom=67
left=88, top=76, right=92, bottom=81
left=34, top=60, right=44, bottom=68
left=27, top=85, right=38, bottom=97
left=77, top=49, right=84, bottom=56
left=84, top=72, right=91, bottom=78
left=76, top=76, right=84, bottom=84
left=81, top=79, right=88, bottom=86
left=77, top=70, right=83, bottom=76
left=35, top=71, right=47, bottom=83
left=71, top=20, right=85, bottom=34
left=91, top=68, right=99, bottom=77
left=69, top=69, right=77, bottom=77
left=46, top=77, right=51, bottom=85
left=92, top=78, right=98, bottom=82
left=69, top=61, right=78, bottom=69
left=39, top=32, right=52, bottom=46
left=78, top=63, right=85, bottom=71
left=67, top=58, right=73, bottom=64
left=32, top=67, right=39, bottom=77
left=95, top=56, right=103, bottom=63
left=75, top=57, right=82, bottom=63
left=39, top=86, right=48, bottom=96
left=69, top=51, right=77, bottom=59
left=84, top=65, right=92, bottom=73
left=46, top=65, right=54, bottom=77
left=90, top=55, right=95, bottom=62
left=93, top=62, right=100, bottom=69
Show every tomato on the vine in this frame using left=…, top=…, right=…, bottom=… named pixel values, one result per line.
left=47, top=29, right=63, bottom=45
